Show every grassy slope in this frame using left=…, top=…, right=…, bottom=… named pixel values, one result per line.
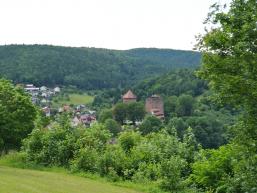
left=68, top=94, right=94, bottom=104
left=52, top=93, right=94, bottom=107
left=0, top=166, right=142, bottom=193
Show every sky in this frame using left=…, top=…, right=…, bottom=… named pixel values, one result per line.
left=0, top=0, right=231, bottom=50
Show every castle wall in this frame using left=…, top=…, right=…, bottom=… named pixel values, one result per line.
left=145, top=95, right=164, bottom=116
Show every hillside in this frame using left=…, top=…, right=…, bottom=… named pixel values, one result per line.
left=0, top=166, right=142, bottom=193
left=0, top=45, right=201, bottom=89
left=133, top=68, right=208, bottom=99
left=93, top=69, right=235, bottom=148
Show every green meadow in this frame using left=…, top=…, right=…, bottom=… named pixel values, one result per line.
left=52, top=93, right=94, bottom=107
left=0, top=166, right=142, bottom=193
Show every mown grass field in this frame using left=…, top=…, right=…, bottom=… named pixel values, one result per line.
left=0, top=166, right=142, bottom=193
left=52, top=93, right=94, bottom=107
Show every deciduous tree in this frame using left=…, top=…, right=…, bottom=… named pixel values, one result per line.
left=0, top=79, right=37, bottom=151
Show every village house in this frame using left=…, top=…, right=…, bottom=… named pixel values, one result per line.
left=54, top=87, right=61, bottom=93
left=24, top=84, right=40, bottom=93
left=40, top=86, right=47, bottom=91
left=122, top=90, right=137, bottom=103
left=145, top=95, right=164, bottom=119
left=72, top=114, right=96, bottom=127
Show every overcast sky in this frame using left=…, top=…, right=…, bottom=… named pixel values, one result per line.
left=0, top=0, right=231, bottom=50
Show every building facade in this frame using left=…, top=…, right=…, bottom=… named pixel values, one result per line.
left=145, top=95, right=164, bottom=119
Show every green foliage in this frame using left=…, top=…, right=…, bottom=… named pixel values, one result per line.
left=23, top=127, right=76, bottom=166
left=98, top=145, right=127, bottom=178
left=113, top=103, right=127, bottom=124
left=92, top=68, right=232, bottom=148
left=139, top=116, right=163, bottom=135
left=128, top=68, right=232, bottom=148
left=190, top=145, right=234, bottom=192
left=182, top=127, right=200, bottom=167
left=98, top=109, right=113, bottom=123
left=0, top=79, right=37, bottom=151
left=160, top=157, right=186, bottom=192
left=134, top=69, right=207, bottom=99
left=132, top=162, right=161, bottom=183
left=75, top=124, right=111, bottom=152
left=71, top=147, right=98, bottom=173
left=186, top=115, right=227, bottom=149
left=164, top=95, right=178, bottom=118
left=126, top=102, right=146, bottom=124
left=118, top=131, right=141, bottom=153
left=176, top=94, right=195, bottom=117
left=197, top=0, right=257, bottom=130
left=113, top=102, right=145, bottom=125
left=167, top=117, right=187, bottom=138
left=192, top=0, right=257, bottom=192
left=104, top=119, right=121, bottom=137
left=22, top=123, right=201, bottom=192
left=0, top=45, right=200, bottom=89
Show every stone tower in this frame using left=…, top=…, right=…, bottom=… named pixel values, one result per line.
left=122, top=90, right=137, bottom=103
left=145, top=95, right=164, bottom=119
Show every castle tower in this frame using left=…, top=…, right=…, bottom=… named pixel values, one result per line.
left=145, top=95, right=164, bottom=119
left=122, top=90, right=137, bottom=103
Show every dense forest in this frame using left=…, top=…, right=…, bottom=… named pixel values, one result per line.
left=0, top=45, right=200, bottom=89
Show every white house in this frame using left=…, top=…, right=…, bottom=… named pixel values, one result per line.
left=40, top=86, right=47, bottom=91
left=54, top=87, right=61, bottom=93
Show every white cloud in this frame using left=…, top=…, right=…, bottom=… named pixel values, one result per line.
left=0, top=0, right=231, bottom=50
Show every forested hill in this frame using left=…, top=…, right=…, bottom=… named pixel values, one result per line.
left=0, top=45, right=201, bottom=89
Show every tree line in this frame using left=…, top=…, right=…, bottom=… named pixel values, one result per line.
left=0, top=45, right=200, bottom=89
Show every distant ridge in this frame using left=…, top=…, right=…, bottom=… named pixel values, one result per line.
left=0, top=45, right=201, bottom=89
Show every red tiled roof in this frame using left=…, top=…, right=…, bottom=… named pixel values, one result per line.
left=123, top=90, right=137, bottom=99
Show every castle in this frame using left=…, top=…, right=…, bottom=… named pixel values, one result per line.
left=122, top=90, right=164, bottom=119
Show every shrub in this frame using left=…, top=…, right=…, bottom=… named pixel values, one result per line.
left=160, top=156, right=186, bottom=192
left=132, top=162, right=161, bottom=183
left=75, top=124, right=111, bottom=152
left=118, top=131, right=141, bottom=153
left=189, top=145, right=234, bottom=192
left=23, top=128, right=76, bottom=166
left=71, top=147, right=98, bottom=172
left=98, top=145, right=127, bottom=177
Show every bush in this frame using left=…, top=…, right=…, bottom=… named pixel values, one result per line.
left=160, top=157, right=186, bottom=192
left=21, top=123, right=192, bottom=192
left=75, top=124, right=111, bottom=152
left=118, top=131, right=141, bottom=153
left=23, top=128, right=76, bottom=166
left=132, top=162, right=161, bottom=183
left=189, top=145, right=234, bottom=192
left=71, top=147, right=98, bottom=172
